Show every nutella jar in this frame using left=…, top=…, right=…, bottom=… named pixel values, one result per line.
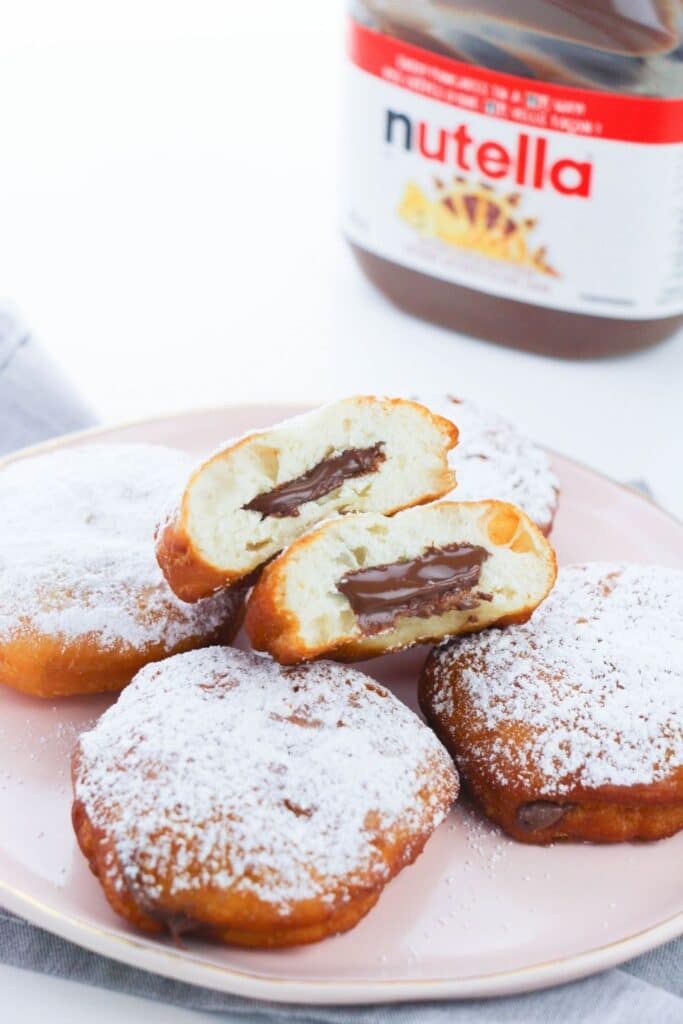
left=344, top=2, right=683, bottom=357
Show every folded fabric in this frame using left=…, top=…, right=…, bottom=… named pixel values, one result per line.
left=0, top=911, right=681, bottom=1024
left=0, top=306, right=95, bottom=455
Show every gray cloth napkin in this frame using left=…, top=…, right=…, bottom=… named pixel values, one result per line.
left=0, top=910, right=680, bottom=1022
left=0, top=306, right=95, bottom=455
left=0, top=310, right=680, bottom=1022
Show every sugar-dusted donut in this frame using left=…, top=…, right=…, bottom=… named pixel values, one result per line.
left=0, top=444, right=244, bottom=698
left=71, top=647, right=458, bottom=947
left=415, top=395, right=559, bottom=534
left=420, top=563, right=683, bottom=844
left=245, top=500, right=557, bottom=663
left=155, top=396, right=458, bottom=602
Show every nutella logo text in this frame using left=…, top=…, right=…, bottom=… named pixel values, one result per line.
left=385, top=110, right=593, bottom=198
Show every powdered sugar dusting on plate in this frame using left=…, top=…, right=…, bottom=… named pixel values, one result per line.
left=416, top=395, right=559, bottom=530
left=0, top=444, right=239, bottom=651
left=431, top=563, right=683, bottom=794
left=74, top=648, right=458, bottom=910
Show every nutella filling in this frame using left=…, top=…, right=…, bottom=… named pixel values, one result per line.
left=130, top=900, right=209, bottom=947
left=516, top=801, right=574, bottom=832
left=337, top=543, right=490, bottom=633
left=243, top=443, right=386, bottom=518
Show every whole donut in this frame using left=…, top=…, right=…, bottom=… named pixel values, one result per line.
left=420, top=563, right=683, bottom=844
left=72, top=647, right=458, bottom=946
left=0, top=444, right=244, bottom=697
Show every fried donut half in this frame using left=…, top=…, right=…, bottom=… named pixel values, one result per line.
left=72, top=647, right=458, bottom=947
left=245, top=500, right=557, bottom=664
left=415, top=395, right=559, bottom=535
left=0, top=444, right=244, bottom=698
left=420, top=563, right=683, bottom=844
left=155, top=396, right=458, bottom=602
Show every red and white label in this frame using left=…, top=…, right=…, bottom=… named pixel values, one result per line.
left=344, top=20, right=683, bottom=320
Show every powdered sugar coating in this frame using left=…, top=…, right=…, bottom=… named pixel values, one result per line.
left=429, top=564, right=683, bottom=794
left=74, top=647, right=458, bottom=911
left=0, top=444, right=238, bottom=651
left=416, top=395, right=559, bottom=531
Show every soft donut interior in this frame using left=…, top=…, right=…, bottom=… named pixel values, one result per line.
left=184, top=398, right=456, bottom=578
left=277, top=501, right=555, bottom=656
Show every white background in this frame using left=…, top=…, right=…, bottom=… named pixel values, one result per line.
left=0, top=1, right=680, bottom=1019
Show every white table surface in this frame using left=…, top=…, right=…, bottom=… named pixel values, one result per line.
left=0, top=1, right=681, bottom=1018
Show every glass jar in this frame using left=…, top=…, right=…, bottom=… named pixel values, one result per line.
left=344, top=1, right=683, bottom=357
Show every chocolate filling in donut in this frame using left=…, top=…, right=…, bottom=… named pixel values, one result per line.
left=516, top=801, right=575, bottom=832
left=130, top=900, right=209, bottom=947
left=243, top=443, right=386, bottom=518
left=337, top=543, right=490, bottom=633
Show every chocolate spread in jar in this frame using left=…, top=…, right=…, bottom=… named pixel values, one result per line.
left=346, top=2, right=683, bottom=357
left=337, top=543, right=490, bottom=633
left=243, top=443, right=385, bottom=518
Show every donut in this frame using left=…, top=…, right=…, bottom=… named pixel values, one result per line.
left=155, top=396, right=458, bottom=602
left=0, top=444, right=244, bottom=698
left=415, top=395, right=559, bottom=534
left=245, top=500, right=557, bottom=663
left=71, top=646, right=458, bottom=947
left=420, top=563, right=683, bottom=844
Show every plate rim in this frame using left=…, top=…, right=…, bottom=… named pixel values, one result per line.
left=0, top=404, right=681, bottom=1005
left=2, top=878, right=681, bottom=1005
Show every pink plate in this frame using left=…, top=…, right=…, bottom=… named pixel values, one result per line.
left=0, top=404, right=681, bottom=1005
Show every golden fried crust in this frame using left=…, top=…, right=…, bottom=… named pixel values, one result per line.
left=154, top=517, right=240, bottom=603
left=0, top=597, right=243, bottom=700
left=71, top=649, right=458, bottom=948
left=245, top=501, right=557, bottom=665
left=538, top=514, right=555, bottom=538
left=0, top=443, right=248, bottom=699
left=419, top=649, right=683, bottom=845
left=71, top=779, right=438, bottom=947
left=155, top=397, right=459, bottom=603
left=243, top=524, right=325, bottom=664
